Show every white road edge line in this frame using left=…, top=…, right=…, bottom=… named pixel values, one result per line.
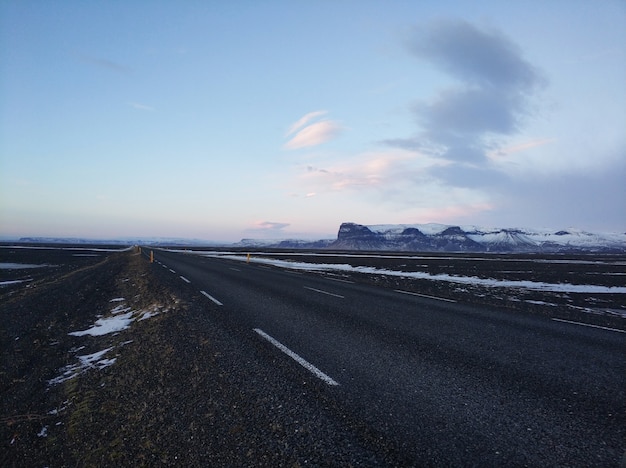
left=304, top=286, right=345, bottom=299
left=200, top=290, right=223, bottom=306
left=179, top=276, right=191, bottom=284
left=229, top=267, right=241, bottom=272
left=326, top=276, right=354, bottom=284
left=253, top=328, right=339, bottom=386
left=394, top=289, right=456, bottom=303
left=169, top=269, right=176, bottom=274
left=552, top=318, right=625, bottom=334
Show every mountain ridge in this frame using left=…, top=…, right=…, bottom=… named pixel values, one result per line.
left=8, top=222, right=626, bottom=252
left=234, top=222, right=625, bottom=253
left=328, top=222, right=626, bottom=253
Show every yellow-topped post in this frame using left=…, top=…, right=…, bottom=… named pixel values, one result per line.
left=150, top=250, right=154, bottom=263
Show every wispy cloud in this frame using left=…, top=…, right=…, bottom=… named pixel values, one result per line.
left=79, top=54, right=132, bottom=73
left=290, top=148, right=492, bottom=223
left=129, top=102, right=155, bottom=111
left=487, top=138, right=556, bottom=160
left=285, top=110, right=328, bottom=137
left=299, top=149, right=446, bottom=193
left=284, top=111, right=343, bottom=150
left=251, top=221, right=290, bottom=231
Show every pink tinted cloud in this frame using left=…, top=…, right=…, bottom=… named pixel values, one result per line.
left=284, top=120, right=343, bottom=150
left=285, top=110, right=328, bottom=137
left=487, top=138, right=556, bottom=160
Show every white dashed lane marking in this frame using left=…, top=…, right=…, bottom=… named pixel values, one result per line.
left=304, top=286, right=344, bottom=299
left=200, top=290, right=223, bottom=306
left=395, top=289, right=456, bottom=303
left=254, top=328, right=339, bottom=386
left=552, top=318, right=625, bottom=333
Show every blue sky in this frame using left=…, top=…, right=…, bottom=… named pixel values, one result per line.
left=1, top=1, right=625, bottom=242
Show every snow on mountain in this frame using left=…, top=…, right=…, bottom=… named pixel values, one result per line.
left=328, top=222, right=626, bottom=253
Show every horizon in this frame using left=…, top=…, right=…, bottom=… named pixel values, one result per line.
left=3, top=220, right=625, bottom=245
left=1, top=1, right=625, bottom=242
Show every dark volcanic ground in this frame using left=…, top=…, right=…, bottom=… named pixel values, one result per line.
left=1, top=245, right=624, bottom=466
left=0, top=246, right=395, bottom=466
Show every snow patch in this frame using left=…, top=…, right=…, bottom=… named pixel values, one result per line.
left=48, top=347, right=116, bottom=385
left=0, top=279, right=33, bottom=287
left=0, top=262, right=52, bottom=269
left=191, top=251, right=626, bottom=294
left=110, top=304, right=132, bottom=314
left=69, top=312, right=134, bottom=336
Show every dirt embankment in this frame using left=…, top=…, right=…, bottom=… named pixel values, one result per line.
left=0, top=251, right=251, bottom=465
left=1, top=250, right=177, bottom=464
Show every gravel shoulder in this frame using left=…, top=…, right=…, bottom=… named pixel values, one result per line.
left=1, top=248, right=394, bottom=466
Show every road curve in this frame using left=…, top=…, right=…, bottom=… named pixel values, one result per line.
left=147, top=248, right=625, bottom=466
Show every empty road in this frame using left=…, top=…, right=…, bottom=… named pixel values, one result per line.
left=146, top=248, right=625, bottom=466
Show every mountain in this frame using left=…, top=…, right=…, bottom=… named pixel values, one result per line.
left=14, top=237, right=223, bottom=247
left=233, top=238, right=334, bottom=249
left=329, top=222, right=626, bottom=253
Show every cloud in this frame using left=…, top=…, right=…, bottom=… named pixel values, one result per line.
left=408, top=19, right=541, bottom=92
left=299, top=149, right=450, bottom=195
left=79, top=55, right=131, bottom=73
left=487, top=138, right=556, bottom=160
left=290, top=148, right=493, bottom=224
left=391, top=19, right=545, bottom=166
left=129, top=102, right=155, bottom=111
left=284, top=112, right=342, bottom=150
left=285, top=110, right=328, bottom=137
left=243, top=221, right=292, bottom=239
left=251, top=221, right=290, bottom=231
left=412, top=201, right=495, bottom=224
left=487, top=157, right=626, bottom=231
left=416, top=87, right=520, bottom=137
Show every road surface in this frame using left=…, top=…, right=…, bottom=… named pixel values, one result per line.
left=147, top=248, right=625, bottom=466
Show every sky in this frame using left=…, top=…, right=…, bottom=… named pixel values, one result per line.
left=1, top=0, right=625, bottom=242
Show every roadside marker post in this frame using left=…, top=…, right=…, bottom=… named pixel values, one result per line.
left=150, top=251, right=154, bottom=263
left=247, top=253, right=251, bottom=263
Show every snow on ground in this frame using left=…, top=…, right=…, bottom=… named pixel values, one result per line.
left=48, top=347, right=116, bottom=385
left=0, top=279, right=33, bottom=287
left=110, top=304, right=132, bottom=315
left=0, top=262, right=53, bottom=269
left=49, top=299, right=171, bottom=386
left=167, top=249, right=623, bottom=265
left=0, top=245, right=134, bottom=252
left=184, top=251, right=626, bottom=294
left=69, top=312, right=135, bottom=337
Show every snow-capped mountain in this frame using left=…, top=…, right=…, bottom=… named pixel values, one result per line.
left=233, top=238, right=334, bottom=249
left=14, top=237, right=224, bottom=247
left=328, top=222, right=626, bottom=253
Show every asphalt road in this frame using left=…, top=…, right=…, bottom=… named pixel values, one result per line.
left=147, top=248, right=625, bottom=466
